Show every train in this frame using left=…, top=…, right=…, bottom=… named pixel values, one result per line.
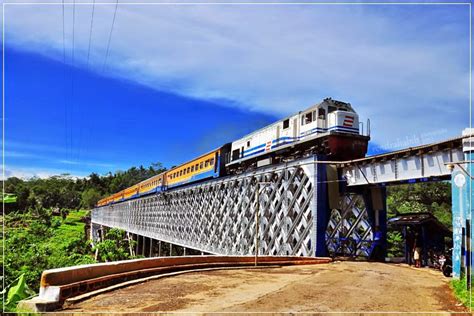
left=97, top=98, right=370, bottom=207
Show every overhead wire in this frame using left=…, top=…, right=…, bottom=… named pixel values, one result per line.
left=86, top=0, right=96, bottom=68
left=102, top=0, right=119, bottom=73
left=62, top=0, right=68, bottom=163
left=70, top=0, right=76, bottom=165
left=79, top=0, right=96, bottom=164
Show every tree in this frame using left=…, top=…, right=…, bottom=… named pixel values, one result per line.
left=386, top=181, right=452, bottom=257
left=93, top=229, right=133, bottom=262
left=81, top=188, right=102, bottom=209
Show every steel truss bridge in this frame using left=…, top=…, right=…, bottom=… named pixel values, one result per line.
left=92, top=135, right=465, bottom=259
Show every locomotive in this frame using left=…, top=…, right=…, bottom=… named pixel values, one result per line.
left=97, top=98, right=369, bottom=207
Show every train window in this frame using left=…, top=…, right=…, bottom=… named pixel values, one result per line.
left=195, top=163, right=199, bottom=170
left=232, top=149, right=240, bottom=161
left=187, top=167, right=190, bottom=173
left=200, top=162, right=203, bottom=169
left=205, top=160, right=209, bottom=167
left=283, top=119, right=289, bottom=129
left=328, top=106, right=337, bottom=113
left=180, top=170, right=183, bottom=176
left=247, top=140, right=250, bottom=147
left=318, top=109, right=325, bottom=119
left=303, top=112, right=313, bottom=125
left=191, top=165, right=194, bottom=172
left=210, top=158, right=215, bottom=165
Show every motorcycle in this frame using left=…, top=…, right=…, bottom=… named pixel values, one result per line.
left=439, top=248, right=452, bottom=277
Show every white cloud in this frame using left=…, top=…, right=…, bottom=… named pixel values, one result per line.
left=2, top=166, right=87, bottom=180
left=3, top=1, right=470, bottom=146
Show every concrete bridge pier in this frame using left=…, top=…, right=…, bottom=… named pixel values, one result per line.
left=451, top=129, right=474, bottom=279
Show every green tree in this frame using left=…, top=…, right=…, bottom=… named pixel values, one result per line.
left=386, top=182, right=452, bottom=257
left=81, top=188, right=102, bottom=209
left=93, top=229, right=133, bottom=262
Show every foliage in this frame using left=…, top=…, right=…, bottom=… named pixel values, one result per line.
left=3, top=210, right=94, bottom=294
left=386, top=182, right=452, bottom=257
left=81, top=188, right=102, bottom=209
left=387, top=182, right=451, bottom=226
left=4, top=163, right=166, bottom=213
left=1, top=274, right=35, bottom=312
left=93, top=228, right=135, bottom=262
left=451, top=277, right=473, bottom=309
left=1, top=162, right=167, bottom=312
left=386, top=231, right=404, bottom=258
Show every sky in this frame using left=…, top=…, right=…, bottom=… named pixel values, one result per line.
left=2, top=1, right=471, bottom=179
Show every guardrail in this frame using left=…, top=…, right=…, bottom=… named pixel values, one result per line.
left=20, top=255, right=331, bottom=312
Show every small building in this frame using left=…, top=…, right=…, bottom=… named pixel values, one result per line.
left=388, top=212, right=451, bottom=266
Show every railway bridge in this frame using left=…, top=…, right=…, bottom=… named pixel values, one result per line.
left=91, top=130, right=470, bottom=277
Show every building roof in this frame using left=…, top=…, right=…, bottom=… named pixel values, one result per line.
left=387, top=212, right=451, bottom=236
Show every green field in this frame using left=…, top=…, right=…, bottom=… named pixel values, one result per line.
left=3, top=210, right=95, bottom=294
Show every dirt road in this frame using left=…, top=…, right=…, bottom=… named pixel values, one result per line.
left=63, top=261, right=466, bottom=313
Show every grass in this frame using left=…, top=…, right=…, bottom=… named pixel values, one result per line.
left=45, top=210, right=93, bottom=263
left=5, top=210, right=94, bottom=313
left=451, top=277, right=474, bottom=309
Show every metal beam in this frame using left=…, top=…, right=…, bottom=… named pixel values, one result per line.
left=343, top=137, right=464, bottom=186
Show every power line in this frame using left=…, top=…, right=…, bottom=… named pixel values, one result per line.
left=61, top=0, right=66, bottom=64
left=72, top=0, right=75, bottom=66
left=86, top=0, right=96, bottom=69
left=102, top=0, right=119, bottom=73
left=62, top=0, right=68, bottom=163
left=70, top=0, right=76, bottom=163
left=79, top=0, right=97, bottom=163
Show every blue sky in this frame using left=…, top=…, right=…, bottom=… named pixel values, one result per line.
left=2, top=1, right=471, bottom=178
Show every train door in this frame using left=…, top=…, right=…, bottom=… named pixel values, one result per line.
left=276, top=125, right=280, bottom=141
left=214, top=151, right=219, bottom=173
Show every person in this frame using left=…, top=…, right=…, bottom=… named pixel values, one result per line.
left=413, top=233, right=422, bottom=268
left=370, top=226, right=383, bottom=261
left=406, top=228, right=414, bottom=265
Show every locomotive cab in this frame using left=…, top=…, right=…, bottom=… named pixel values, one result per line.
left=299, top=98, right=359, bottom=137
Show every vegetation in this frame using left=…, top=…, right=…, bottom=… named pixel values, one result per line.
left=4, top=163, right=165, bottom=213
left=386, top=182, right=452, bottom=257
left=451, top=278, right=473, bottom=309
left=2, top=163, right=166, bottom=311
left=387, top=182, right=452, bottom=227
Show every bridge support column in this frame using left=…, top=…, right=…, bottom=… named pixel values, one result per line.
left=311, top=158, right=329, bottom=257
left=150, top=239, right=154, bottom=257
left=136, top=234, right=142, bottom=256
left=451, top=131, right=473, bottom=279
left=365, top=186, right=387, bottom=260
left=90, top=223, right=101, bottom=246
left=142, top=236, right=147, bottom=257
